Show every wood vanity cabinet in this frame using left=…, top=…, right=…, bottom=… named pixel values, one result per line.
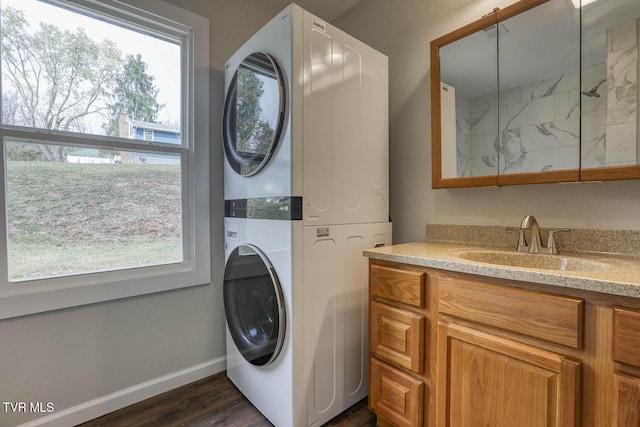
left=436, top=277, right=582, bottom=427
left=612, top=308, right=640, bottom=426
left=437, top=320, right=580, bottom=426
left=368, top=259, right=640, bottom=427
left=369, top=263, right=427, bottom=427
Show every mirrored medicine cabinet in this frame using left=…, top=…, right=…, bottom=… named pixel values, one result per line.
left=431, top=0, right=640, bottom=188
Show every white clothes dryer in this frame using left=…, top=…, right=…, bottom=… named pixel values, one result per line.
left=223, top=4, right=391, bottom=426
left=223, top=217, right=392, bottom=427
left=223, top=3, right=389, bottom=227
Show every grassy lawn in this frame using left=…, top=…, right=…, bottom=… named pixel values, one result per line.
left=6, top=161, right=182, bottom=281
left=8, top=240, right=181, bottom=280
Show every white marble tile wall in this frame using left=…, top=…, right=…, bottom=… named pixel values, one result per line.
left=464, top=69, right=580, bottom=175
left=453, top=90, right=499, bottom=177
left=467, top=92, right=498, bottom=176
left=500, top=69, right=580, bottom=174
left=605, top=19, right=638, bottom=167
left=455, top=91, right=471, bottom=176
left=581, top=61, right=607, bottom=168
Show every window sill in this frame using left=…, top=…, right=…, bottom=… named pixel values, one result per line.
left=0, top=262, right=211, bottom=319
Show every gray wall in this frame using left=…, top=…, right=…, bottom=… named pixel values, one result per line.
left=0, top=1, right=278, bottom=425
left=4, top=0, right=640, bottom=425
left=334, top=0, right=640, bottom=244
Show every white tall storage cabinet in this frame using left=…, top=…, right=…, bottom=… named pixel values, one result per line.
left=222, top=4, right=390, bottom=426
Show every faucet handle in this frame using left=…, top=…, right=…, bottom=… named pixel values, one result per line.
left=506, top=227, right=528, bottom=252
left=546, top=228, right=571, bottom=254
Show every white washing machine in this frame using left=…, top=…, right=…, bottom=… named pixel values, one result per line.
left=224, top=217, right=392, bottom=427
left=223, top=3, right=389, bottom=226
left=222, top=4, right=390, bottom=427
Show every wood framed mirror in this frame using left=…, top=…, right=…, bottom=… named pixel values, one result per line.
left=431, top=0, right=581, bottom=188
left=431, top=12, right=499, bottom=188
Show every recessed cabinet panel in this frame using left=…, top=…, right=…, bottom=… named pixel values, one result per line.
left=371, top=301, right=425, bottom=373
left=437, top=320, right=581, bottom=427
left=613, top=373, right=640, bottom=426
left=370, top=358, right=424, bottom=427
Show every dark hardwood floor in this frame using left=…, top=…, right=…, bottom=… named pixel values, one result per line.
left=77, top=372, right=377, bottom=427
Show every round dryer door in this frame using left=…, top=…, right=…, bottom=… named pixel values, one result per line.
left=223, top=52, right=285, bottom=176
left=223, top=244, right=286, bottom=366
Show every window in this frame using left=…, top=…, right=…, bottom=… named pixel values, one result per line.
left=0, top=0, right=210, bottom=319
left=143, top=129, right=154, bottom=141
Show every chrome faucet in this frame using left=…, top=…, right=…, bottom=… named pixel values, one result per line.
left=507, top=215, right=570, bottom=254
left=521, top=215, right=542, bottom=253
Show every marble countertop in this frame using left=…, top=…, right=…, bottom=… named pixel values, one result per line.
left=364, top=242, right=640, bottom=298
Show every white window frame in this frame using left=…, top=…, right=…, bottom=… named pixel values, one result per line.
left=0, top=0, right=210, bottom=320
left=143, top=128, right=154, bottom=141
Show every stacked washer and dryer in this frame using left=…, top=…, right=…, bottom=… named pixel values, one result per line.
left=222, top=4, right=390, bottom=427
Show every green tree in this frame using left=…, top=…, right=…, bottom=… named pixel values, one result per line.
left=1, top=6, right=122, bottom=161
left=235, top=67, right=275, bottom=156
left=104, top=54, right=164, bottom=136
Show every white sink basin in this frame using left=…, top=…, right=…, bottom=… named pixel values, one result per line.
left=458, top=250, right=610, bottom=272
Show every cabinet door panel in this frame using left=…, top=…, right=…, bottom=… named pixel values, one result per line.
left=370, top=358, right=424, bottom=427
left=613, top=373, right=640, bottom=426
left=437, top=319, right=581, bottom=427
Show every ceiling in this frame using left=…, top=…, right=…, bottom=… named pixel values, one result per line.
left=265, top=0, right=363, bottom=21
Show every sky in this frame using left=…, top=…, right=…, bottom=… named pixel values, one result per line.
left=2, top=0, right=181, bottom=127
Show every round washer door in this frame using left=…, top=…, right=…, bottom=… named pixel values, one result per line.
left=223, top=52, right=285, bottom=176
left=223, top=244, right=286, bottom=366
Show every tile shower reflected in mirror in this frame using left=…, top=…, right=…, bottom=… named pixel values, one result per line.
left=438, top=0, right=581, bottom=179
left=581, top=0, right=640, bottom=169
left=498, top=0, right=580, bottom=175
left=439, top=25, right=498, bottom=178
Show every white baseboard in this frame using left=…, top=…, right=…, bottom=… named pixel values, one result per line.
left=18, top=357, right=227, bottom=427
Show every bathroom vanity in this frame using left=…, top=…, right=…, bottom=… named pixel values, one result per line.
left=365, top=227, right=640, bottom=426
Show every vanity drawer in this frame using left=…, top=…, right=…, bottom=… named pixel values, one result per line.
left=370, top=358, right=424, bottom=427
left=371, top=264, right=426, bottom=308
left=613, top=308, right=640, bottom=368
left=438, top=276, right=584, bottom=349
left=371, top=301, right=425, bottom=373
